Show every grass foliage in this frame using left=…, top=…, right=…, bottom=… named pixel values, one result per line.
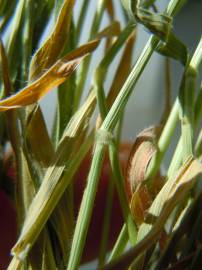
left=0, top=0, right=202, bottom=269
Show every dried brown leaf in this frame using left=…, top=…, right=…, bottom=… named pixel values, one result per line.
left=130, top=185, right=152, bottom=226
left=126, top=126, right=160, bottom=194
left=29, top=0, right=75, bottom=81
left=0, top=40, right=99, bottom=111
left=101, top=158, right=202, bottom=270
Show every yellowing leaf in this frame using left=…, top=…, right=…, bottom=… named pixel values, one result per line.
left=29, top=0, right=75, bottom=81
left=0, top=40, right=99, bottom=112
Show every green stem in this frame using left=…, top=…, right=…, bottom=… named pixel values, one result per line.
left=102, top=36, right=159, bottom=132
left=67, top=144, right=105, bottom=270
left=94, top=24, right=137, bottom=244
left=75, top=0, right=91, bottom=44
left=22, top=0, right=33, bottom=83
left=98, top=179, right=115, bottom=266
left=6, top=0, right=25, bottom=61
left=146, top=100, right=179, bottom=181
left=108, top=224, right=128, bottom=262
left=179, top=37, right=202, bottom=160
left=67, top=1, right=191, bottom=269
left=73, top=0, right=108, bottom=110
left=167, top=137, right=183, bottom=179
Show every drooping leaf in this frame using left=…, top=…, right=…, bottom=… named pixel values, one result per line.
left=121, top=0, right=188, bottom=65
left=136, top=8, right=172, bottom=41
left=156, top=32, right=188, bottom=66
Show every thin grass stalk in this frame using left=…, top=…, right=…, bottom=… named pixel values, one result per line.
left=167, top=37, right=202, bottom=176
left=54, top=0, right=63, bottom=18
left=93, top=24, right=137, bottom=244
left=22, top=0, right=33, bottom=83
left=55, top=20, right=76, bottom=143
left=73, top=0, right=108, bottom=110
left=108, top=224, right=128, bottom=262
left=67, top=1, right=187, bottom=269
left=75, top=0, right=91, bottom=44
left=194, top=82, right=202, bottom=126
left=102, top=36, right=202, bottom=270
left=97, top=26, right=136, bottom=264
left=167, top=137, right=183, bottom=178
left=98, top=179, right=115, bottom=266
left=161, top=57, right=172, bottom=125
left=162, top=39, right=202, bottom=178
left=6, top=0, right=25, bottom=62
left=138, top=37, right=202, bottom=241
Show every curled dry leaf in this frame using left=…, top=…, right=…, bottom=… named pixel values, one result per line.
left=126, top=126, right=163, bottom=225
left=126, top=126, right=161, bottom=194
left=0, top=40, right=99, bottom=112
left=130, top=185, right=152, bottom=226
left=0, top=22, right=121, bottom=112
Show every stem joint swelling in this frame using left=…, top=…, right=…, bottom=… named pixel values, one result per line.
left=95, top=128, right=114, bottom=146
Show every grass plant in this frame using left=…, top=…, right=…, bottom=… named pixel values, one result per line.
left=0, top=0, right=202, bottom=269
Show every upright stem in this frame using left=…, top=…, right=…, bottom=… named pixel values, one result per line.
left=67, top=1, right=187, bottom=269
left=73, top=0, right=108, bottom=110
left=75, top=0, right=91, bottom=43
